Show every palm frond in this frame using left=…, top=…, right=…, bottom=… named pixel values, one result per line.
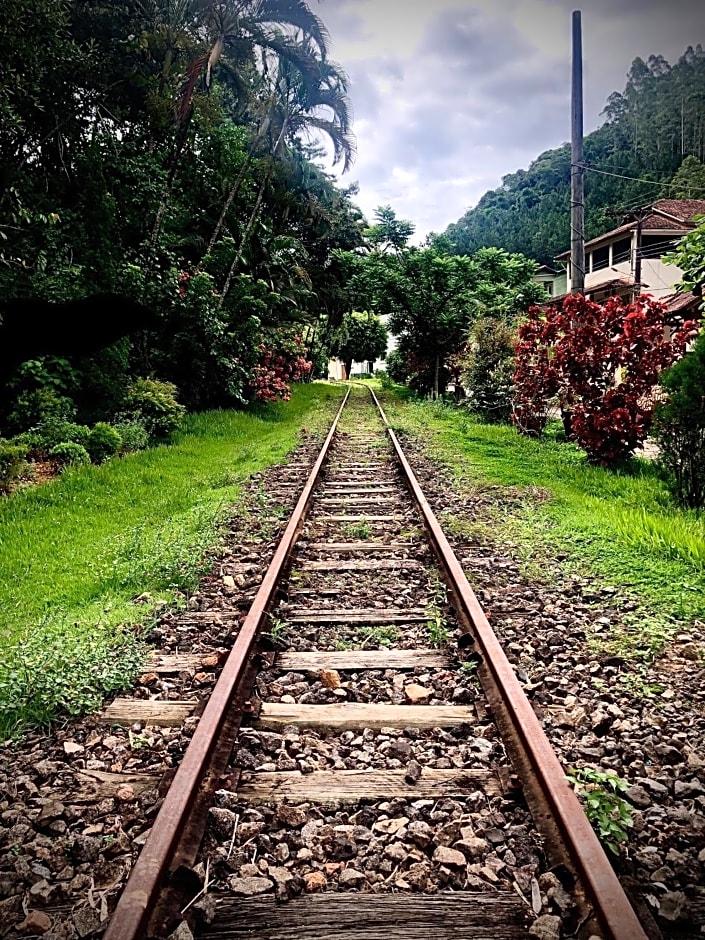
left=255, top=0, right=330, bottom=57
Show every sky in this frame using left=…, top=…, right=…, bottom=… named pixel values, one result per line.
left=316, top=0, right=705, bottom=242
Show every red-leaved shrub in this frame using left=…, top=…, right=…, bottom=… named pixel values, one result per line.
left=514, top=294, right=698, bottom=465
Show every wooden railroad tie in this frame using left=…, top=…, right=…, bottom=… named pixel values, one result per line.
left=275, top=649, right=449, bottom=671
left=300, top=559, right=423, bottom=571
left=284, top=608, right=429, bottom=625
left=304, top=542, right=418, bottom=552
left=237, top=767, right=499, bottom=805
left=255, top=702, right=476, bottom=732
left=196, top=894, right=530, bottom=939
left=318, top=515, right=403, bottom=522
left=101, top=698, right=194, bottom=727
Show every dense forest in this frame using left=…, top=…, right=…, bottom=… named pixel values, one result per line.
left=0, top=0, right=366, bottom=428
left=443, top=46, right=705, bottom=265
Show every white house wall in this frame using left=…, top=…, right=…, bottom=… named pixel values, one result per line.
left=640, top=259, right=683, bottom=299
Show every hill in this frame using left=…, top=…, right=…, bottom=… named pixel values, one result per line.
left=443, top=46, right=705, bottom=265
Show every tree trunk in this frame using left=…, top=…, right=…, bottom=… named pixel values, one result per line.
left=433, top=354, right=440, bottom=400
left=149, top=108, right=193, bottom=253
left=218, top=118, right=289, bottom=308
left=196, top=118, right=271, bottom=271
left=343, top=357, right=353, bottom=379
left=218, top=173, right=268, bottom=307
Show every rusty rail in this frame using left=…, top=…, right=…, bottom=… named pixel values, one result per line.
left=370, top=388, right=647, bottom=940
left=104, top=387, right=350, bottom=940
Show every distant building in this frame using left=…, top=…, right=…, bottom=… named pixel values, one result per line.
left=533, top=264, right=567, bottom=298
left=552, top=198, right=705, bottom=315
left=328, top=359, right=346, bottom=381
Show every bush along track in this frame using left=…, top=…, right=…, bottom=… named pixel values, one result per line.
left=378, top=391, right=705, bottom=937
left=0, top=411, right=339, bottom=937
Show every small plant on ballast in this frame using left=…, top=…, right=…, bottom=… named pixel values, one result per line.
left=426, top=576, right=450, bottom=647
left=426, top=606, right=449, bottom=647
left=460, top=659, right=480, bottom=683
left=344, top=518, right=372, bottom=539
left=567, top=766, right=634, bottom=854
left=266, top=616, right=289, bottom=642
left=359, top=625, right=398, bottom=648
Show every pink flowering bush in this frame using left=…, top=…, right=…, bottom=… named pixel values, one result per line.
left=249, top=332, right=312, bottom=403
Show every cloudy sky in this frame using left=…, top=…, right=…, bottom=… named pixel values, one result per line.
left=316, top=0, right=705, bottom=241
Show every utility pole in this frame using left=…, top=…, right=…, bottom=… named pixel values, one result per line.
left=570, top=10, right=585, bottom=295
left=630, top=207, right=650, bottom=298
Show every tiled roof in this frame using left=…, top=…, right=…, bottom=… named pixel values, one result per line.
left=651, top=199, right=705, bottom=221
left=555, top=199, right=705, bottom=260
left=663, top=290, right=702, bottom=317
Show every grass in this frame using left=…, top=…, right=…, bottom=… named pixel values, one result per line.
left=380, top=391, right=705, bottom=660
left=359, top=625, right=399, bottom=647
left=0, top=382, right=344, bottom=739
left=343, top=518, right=372, bottom=539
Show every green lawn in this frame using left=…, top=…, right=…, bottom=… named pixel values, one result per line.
left=0, top=383, right=344, bottom=739
left=380, top=390, right=705, bottom=659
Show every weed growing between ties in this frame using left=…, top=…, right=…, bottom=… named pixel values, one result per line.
left=0, top=383, right=344, bottom=739
left=426, top=576, right=450, bottom=647
left=265, top=616, right=291, bottom=644
left=359, top=625, right=399, bottom=648
left=343, top=518, right=372, bottom=539
left=380, top=389, right=705, bottom=657
left=567, top=767, right=634, bottom=855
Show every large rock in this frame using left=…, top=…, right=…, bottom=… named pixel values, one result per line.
left=303, top=871, right=327, bottom=893
left=528, top=914, right=562, bottom=940
left=339, top=868, right=367, bottom=888
left=432, top=846, right=466, bottom=868
left=277, top=804, right=308, bottom=828
left=228, top=876, right=273, bottom=896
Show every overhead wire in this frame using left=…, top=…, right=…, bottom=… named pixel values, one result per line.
left=574, top=162, right=705, bottom=198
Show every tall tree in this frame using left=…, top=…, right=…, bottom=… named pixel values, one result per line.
left=218, top=47, right=355, bottom=303
left=348, top=233, right=544, bottom=398
left=149, top=0, right=333, bottom=250
left=333, top=311, right=388, bottom=377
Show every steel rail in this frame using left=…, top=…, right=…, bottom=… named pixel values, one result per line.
left=104, top=387, right=351, bottom=940
left=370, top=388, right=648, bottom=940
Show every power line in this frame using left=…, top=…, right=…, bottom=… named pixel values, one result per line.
left=575, top=162, right=705, bottom=198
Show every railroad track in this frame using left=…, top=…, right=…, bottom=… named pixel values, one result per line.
left=102, top=386, right=648, bottom=940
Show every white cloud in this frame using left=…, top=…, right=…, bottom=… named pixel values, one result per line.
left=317, top=0, right=705, bottom=241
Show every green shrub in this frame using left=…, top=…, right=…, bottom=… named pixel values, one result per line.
left=0, top=441, right=28, bottom=494
left=49, top=442, right=91, bottom=467
left=113, top=419, right=150, bottom=453
left=462, top=318, right=517, bottom=423
left=124, top=378, right=186, bottom=440
left=385, top=349, right=410, bottom=385
left=653, top=331, right=705, bottom=509
left=33, top=419, right=91, bottom=453
left=86, top=423, right=122, bottom=463
left=6, top=388, right=75, bottom=435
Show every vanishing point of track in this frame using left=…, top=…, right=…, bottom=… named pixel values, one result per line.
left=103, top=386, right=648, bottom=940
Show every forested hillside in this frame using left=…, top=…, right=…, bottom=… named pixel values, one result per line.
left=443, top=46, right=705, bottom=265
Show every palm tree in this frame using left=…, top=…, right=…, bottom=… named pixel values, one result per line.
left=149, top=0, right=332, bottom=251
left=218, top=49, right=355, bottom=304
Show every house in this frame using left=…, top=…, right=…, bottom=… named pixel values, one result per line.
left=533, top=264, right=567, bottom=298
left=553, top=198, right=705, bottom=314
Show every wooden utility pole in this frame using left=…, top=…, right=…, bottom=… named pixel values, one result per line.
left=570, top=10, right=585, bottom=295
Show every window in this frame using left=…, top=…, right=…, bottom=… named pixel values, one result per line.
left=592, top=245, right=610, bottom=271
left=640, top=234, right=678, bottom=260
left=612, top=237, right=631, bottom=265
